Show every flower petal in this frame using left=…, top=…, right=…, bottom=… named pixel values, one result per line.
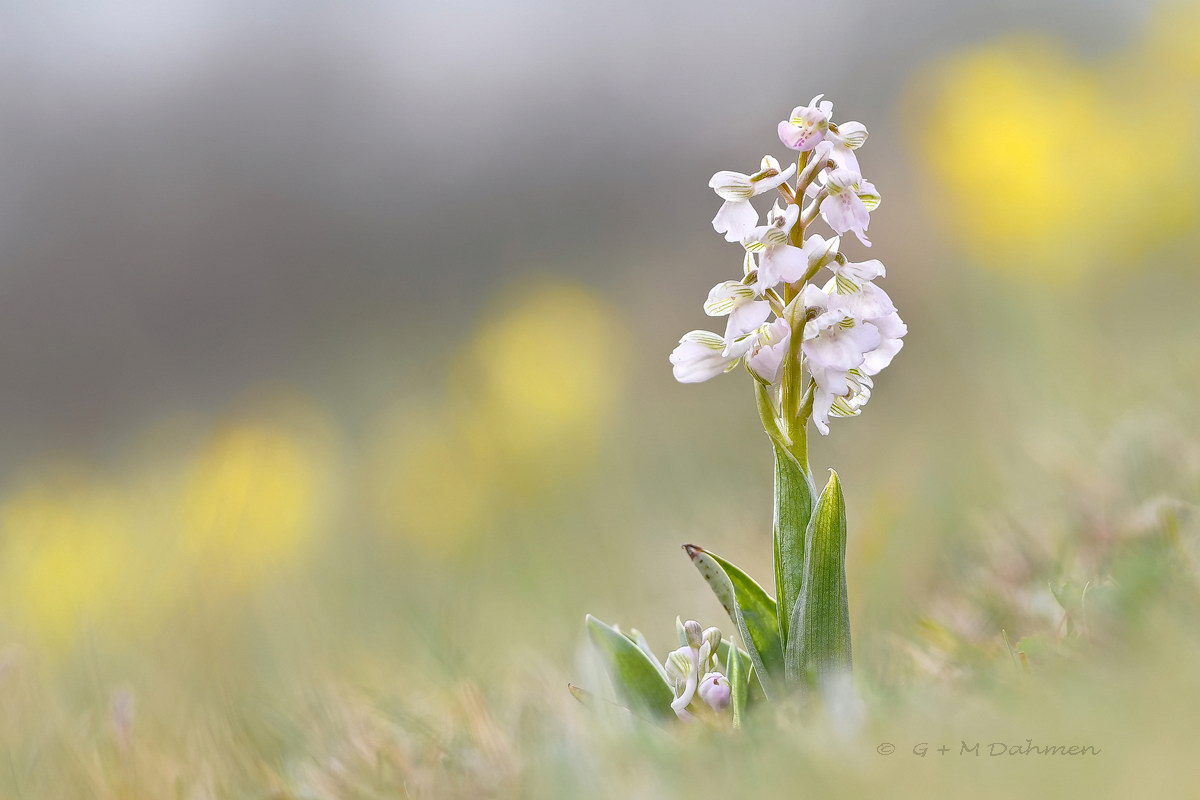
left=712, top=199, right=759, bottom=243
left=757, top=242, right=808, bottom=288
left=724, top=299, right=771, bottom=340
left=709, top=171, right=754, bottom=201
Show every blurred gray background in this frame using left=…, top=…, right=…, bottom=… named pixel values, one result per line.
left=0, top=0, right=1150, bottom=463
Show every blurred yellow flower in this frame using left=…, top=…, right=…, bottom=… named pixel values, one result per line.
left=179, top=407, right=333, bottom=587
left=0, top=468, right=154, bottom=648
left=911, top=28, right=1198, bottom=282
left=371, top=279, right=626, bottom=553
left=1145, top=0, right=1200, bottom=79
left=462, top=280, right=624, bottom=469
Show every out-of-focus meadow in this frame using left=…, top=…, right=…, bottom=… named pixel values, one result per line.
left=0, top=1, right=1198, bottom=797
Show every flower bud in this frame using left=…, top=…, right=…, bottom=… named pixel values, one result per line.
left=702, top=627, right=722, bottom=653
left=683, top=619, right=703, bottom=649
left=698, top=672, right=731, bottom=712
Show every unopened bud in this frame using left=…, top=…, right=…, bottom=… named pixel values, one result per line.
left=702, top=627, right=722, bottom=653
left=683, top=620, right=703, bottom=649
left=698, top=672, right=731, bottom=712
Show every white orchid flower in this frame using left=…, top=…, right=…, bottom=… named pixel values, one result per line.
left=801, top=284, right=883, bottom=399
left=704, top=280, right=771, bottom=346
left=820, top=278, right=906, bottom=377
left=825, top=121, right=869, bottom=172
left=802, top=282, right=906, bottom=434
left=812, top=369, right=873, bottom=435
left=669, top=331, right=743, bottom=383
left=826, top=257, right=884, bottom=294
left=820, top=168, right=880, bottom=247
left=778, top=94, right=834, bottom=152
left=744, top=202, right=805, bottom=289
left=745, top=317, right=791, bottom=385
left=665, top=623, right=727, bottom=720
left=709, top=156, right=797, bottom=243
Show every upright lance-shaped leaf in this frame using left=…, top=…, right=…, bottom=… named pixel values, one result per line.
left=784, top=470, right=852, bottom=686
left=683, top=545, right=783, bottom=698
left=724, top=639, right=752, bottom=727
left=585, top=615, right=675, bottom=722
left=773, top=443, right=815, bottom=646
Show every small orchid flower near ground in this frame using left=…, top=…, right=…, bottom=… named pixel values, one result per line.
left=585, top=93, right=903, bottom=726
left=665, top=621, right=731, bottom=721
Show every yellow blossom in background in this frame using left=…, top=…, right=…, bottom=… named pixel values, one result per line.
left=0, top=467, right=156, bottom=649
left=371, top=279, right=626, bottom=553
left=1145, top=0, right=1200, bottom=79
left=462, top=280, right=624, bottom=470
left=910, top=20, right=1198, bottom=282
left=179, top=403, right=335, bottom=588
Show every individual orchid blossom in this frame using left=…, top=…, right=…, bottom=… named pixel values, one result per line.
left=812, top=368, right=874, bottom=436
left=826, top=257, right=884, bottom=294
left=744, top=202, right=805, bottom=289
left=825, top=121, right=869, bottom=172
left=703, top=280, right=771, bottom=344
left=744, top=317, right=791, bottom=385
left=669, top=330, right=743, bottom=383
left=669, top=315, right=789, bottom=385
left=819, top=168, right=880, bottom=246
left=709, top=156, right=797, bottom=243
left=778, top=94, right=834, bottom=151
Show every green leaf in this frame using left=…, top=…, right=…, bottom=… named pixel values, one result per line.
left=629, top=628, right=671, bottom=683
left=585, top=615, right=675, bottom=722
left=683, top=545, right=783, bottom=698
left=724, top=640, right=752, bottom=727
left=773, top=443, right=815, bottom=646
left=784, top=470, right=852, bottom=687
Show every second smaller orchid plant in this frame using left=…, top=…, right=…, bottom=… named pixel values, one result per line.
left=577, top=95, right=907, bottom=727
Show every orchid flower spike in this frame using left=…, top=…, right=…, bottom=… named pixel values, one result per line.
left=672, top=93, right=904, bottom=437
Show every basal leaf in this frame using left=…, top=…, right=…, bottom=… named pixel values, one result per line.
left=585, top=615, right=675, bottom=722
left=683, top=545, right=783, bottom=698
left=784, top=470, right=852, bottom=687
